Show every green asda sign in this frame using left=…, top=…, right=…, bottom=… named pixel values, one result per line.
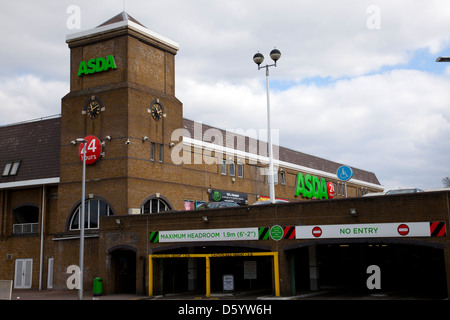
left=295, top=173, right=328, bottom=199
left=78, top=55, right=117, bottom=76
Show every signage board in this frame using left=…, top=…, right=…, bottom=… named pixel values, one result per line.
left=78, top=135, right=102, bottom=165
left=258, top=196, right=289, bottom=202
left=223, top=275, right=234, bottom=291
left=244, top=261, right=257, bottom=280
left=149, top=222, right=445, bottom=244
left=296, top=222, right=438, bottom=239
left=327, top=182, right=335, bottom=199
left=337, top=165, right=353, bottom=181
left=270, top=225, right=283, bottom=241
left=78, top=54, right=117, bottom=76
left=157, top=227, right=259, bottom=243
left=295, top=173, right=329, bottom=199
left=209, top=189, right=248, bottom=205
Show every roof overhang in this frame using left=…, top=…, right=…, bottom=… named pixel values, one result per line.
left=0, top=177, right=60, bottom=190
left=66, top=19, right=179, bottom=53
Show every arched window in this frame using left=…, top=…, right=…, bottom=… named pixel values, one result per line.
left=141, top=197, right=171, bottom=214
left=69, top=199, right=113, bottom=230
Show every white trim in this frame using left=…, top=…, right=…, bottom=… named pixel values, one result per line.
left=52, top=234, right=99, bottom=241
left=182, top=137, right=384, bottom=191
left=0, top=177, right=59, bottom=190
left=66, top=20, right=179, bottom=51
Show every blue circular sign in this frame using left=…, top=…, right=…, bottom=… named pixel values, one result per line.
left=337, top=166, right=353, bottom=181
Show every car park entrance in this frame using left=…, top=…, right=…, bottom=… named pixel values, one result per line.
left=94, top=190, right=450, bottom=299
left=289, top=241, right=448, bottom=299
left=149, top=251, right=279, bottom=297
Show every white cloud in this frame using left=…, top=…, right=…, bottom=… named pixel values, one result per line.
left=0, top=75, right=68, bottom=124
left=1, top=0, right=450, bottom=191
left=179, top=69, right=450, bottom=190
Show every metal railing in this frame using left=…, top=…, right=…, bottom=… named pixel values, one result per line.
left=13, top=223, right=39, bottom=235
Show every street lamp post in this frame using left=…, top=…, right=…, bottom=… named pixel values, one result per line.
left=253, top=49, right=281, bottom=203
left=76, top=138, right=87, bottom=300
left=436, top=56, right=450, bottom=62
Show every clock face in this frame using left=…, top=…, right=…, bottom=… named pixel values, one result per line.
left=151, top=103, right=163, bottom=121
left=87, top=100, right=101, bottom=119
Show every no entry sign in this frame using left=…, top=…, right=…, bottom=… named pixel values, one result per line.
left=296, top=222, right=444, bottom=239
left=397, top=224, right=410, bottom=236
left=312, top=226, right=322, bottom=238
left=78, top=135, right=102, bottom=165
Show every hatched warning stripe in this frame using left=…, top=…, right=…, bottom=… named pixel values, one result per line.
left=430, top=222, right=446, bottom=237
left=258, top=227, right=269, bottom=240
left=284, top=226, right=296, bottom=239
left=149, top=231, right=159, bottom=243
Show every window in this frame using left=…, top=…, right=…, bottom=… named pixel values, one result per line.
left=221, top=159, right=227, bottom=175
left=13, top=205, right=39, bottom=235
left=229, top=160, right=235, bottom=176
left=69, top=199, right=113, bottom=230
left=150, top=143, right=155, bottom=161
left=280, top=171, right=286, bottom=185
left=2, top=161, right=20, bottom=176
left=2, top=163, right=11, bottom=176
left=237, top=161, right=244, bottom=178
left=268, top=169, right=278, bottom=185
left=141, top=197, right=171, bottom=214
left=358, top=188, right=367, bottom=197
left=159, top=144, right=163, bottom=162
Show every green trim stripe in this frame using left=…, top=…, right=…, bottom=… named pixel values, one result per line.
left=258, top=227, right=269, bottom=240
left=149, top=231, right=159, bottom=243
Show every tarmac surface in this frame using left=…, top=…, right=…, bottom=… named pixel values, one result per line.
left=9, top=289, right=278, bottom=300
left=10, top=289, right=150, bottom=300
left=7, top=288, right=447, bottom=300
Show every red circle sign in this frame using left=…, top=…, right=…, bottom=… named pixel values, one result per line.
left=312, top=226, right=322, bottom=238
left=397, top=224, right=409, bottom=236
left=78, top=135, right=102, bottom=165
left=327, top=182, right=335, bottom=199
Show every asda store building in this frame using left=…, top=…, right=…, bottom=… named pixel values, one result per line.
left=0, top=12, right=448, bottom=299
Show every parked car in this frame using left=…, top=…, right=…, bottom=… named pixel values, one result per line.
left=252, top=199, right=289, bottom=205
left=196, top=201, right=240, bottom=209
left=385, top=188, right=424, bottom=195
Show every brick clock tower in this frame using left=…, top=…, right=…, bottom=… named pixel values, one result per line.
left=58, top=12, right=183, bottom=226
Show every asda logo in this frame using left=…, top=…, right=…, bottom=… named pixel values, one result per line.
left=78, top=55, right=117, bottom=76
left=295, top=173, right=330, bottom=199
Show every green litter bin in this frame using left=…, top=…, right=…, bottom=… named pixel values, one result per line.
left=93, top=277, right=103, bottom=296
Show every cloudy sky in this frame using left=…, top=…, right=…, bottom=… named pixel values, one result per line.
left=1, top=0, right=450, bottom=191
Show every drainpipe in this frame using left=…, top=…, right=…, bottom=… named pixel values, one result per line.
left=39, top=186, right=46, bottom=290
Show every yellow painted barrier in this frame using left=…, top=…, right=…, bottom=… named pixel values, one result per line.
left=148, top=252, right=280, bottom=297
left=205, top=256, right=211, bottom=298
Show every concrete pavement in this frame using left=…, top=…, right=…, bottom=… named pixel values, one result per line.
left=10, top=289, right=151, bottom=300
